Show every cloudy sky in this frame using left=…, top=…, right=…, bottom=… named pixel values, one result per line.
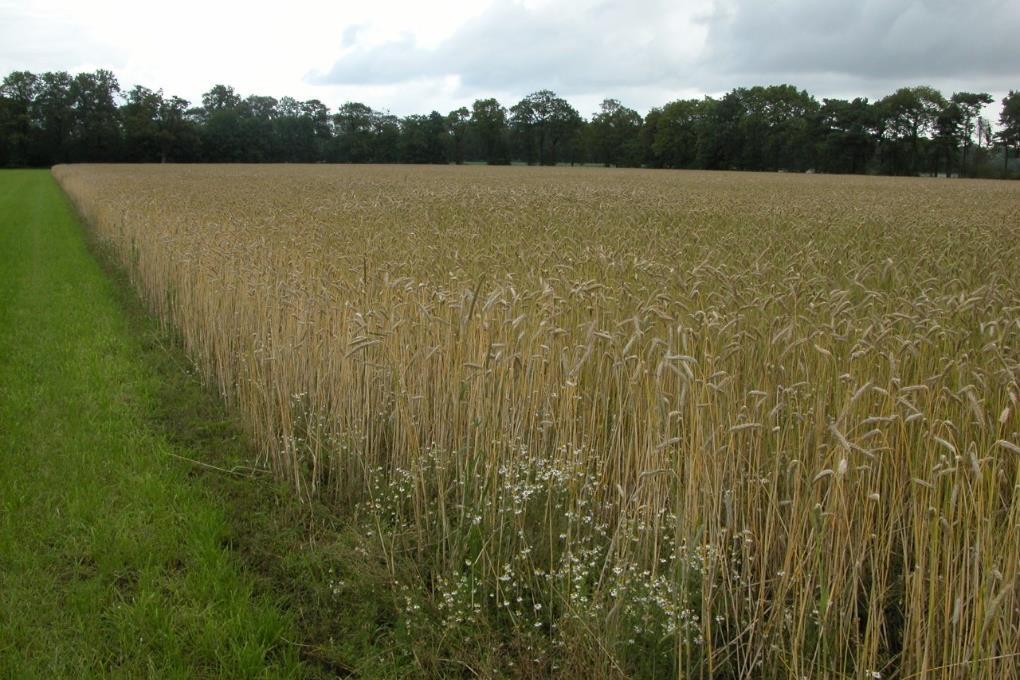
left=1, top=0, right=1016, bottom=118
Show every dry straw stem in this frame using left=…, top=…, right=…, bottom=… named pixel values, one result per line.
left=55, top=164, right=1020, bottom=678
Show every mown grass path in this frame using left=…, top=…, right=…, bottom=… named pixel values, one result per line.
left=0, top=170, right=303, bottom=678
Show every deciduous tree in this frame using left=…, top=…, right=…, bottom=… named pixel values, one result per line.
left=997, top=90, right=1020, bottom=178
left=470, top=98, right=509, bottom=165
left=510, top=90, right=582, bottom=165
left=590, top=98, right=642, bottom=167
left=950, top=91, right=993, bottom=175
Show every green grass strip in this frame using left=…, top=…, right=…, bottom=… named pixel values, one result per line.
left=0, top=170, right=303, bottom=679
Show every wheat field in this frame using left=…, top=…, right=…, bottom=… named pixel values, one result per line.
left=54, top=164, right=1019, bottom=678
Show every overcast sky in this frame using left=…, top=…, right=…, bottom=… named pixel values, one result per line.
left=1, top=0, right=1016, bottom=119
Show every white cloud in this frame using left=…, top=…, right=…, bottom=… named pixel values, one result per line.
left=1, top=0, right=1016, bottom=117
left=313, top=1, right=712, bottom=99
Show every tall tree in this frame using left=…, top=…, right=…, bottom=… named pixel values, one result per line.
left=240, top=95, right=279, bottom=161
left=275, top=97, right=331, bottom=162
left=4, top=65, right=1016, bottom=177
left=156, top=95, right=198, bottom=162
left=446, top=107, right=470, bottom=164
left=997, top=91, right=1020, bottom=178
left=817, top=98, right=876, bottom=174
left=201, top=84, right=242, bottom=113
left=469, top=98, right=509, bottom=165
left=121, top=86, right=163, bottom=162
left=933, top=101, right=964, bottom=176
left=244, top=95, right=279, bottom=120
left=372, top=112, right=402, bottom=163
left=877, top=86, right=946, bottom=175
left=590, top=99, right=642, bottom=167
left=199, top=85, right=244, bottom=162
left=399, top=112, right=448, bottom=164
left=34, top=72, right=75, bottom=164
left=69, top=70, right=122, bottom=162
left=0, top=89, right=12, bottom=166
left=648, top=97, right=713, bottom=169
left=697, top=92, right=742, bottom=170
left=510, top=90, right=582, bottom=165
left=333, top=102, right=376, bottom=162
left=0, top=71, right=39, bottom=166
left=735, top=85, right=819, bottom=171
left=950, top=92, right=993, bottom=176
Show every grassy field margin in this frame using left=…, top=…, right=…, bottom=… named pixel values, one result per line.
left=50, top=165, right=585, bottom=678
left=0, top=169, right=310, bottom=677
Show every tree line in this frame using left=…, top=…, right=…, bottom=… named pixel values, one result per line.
left=2, top=69, right=1019, bottom=177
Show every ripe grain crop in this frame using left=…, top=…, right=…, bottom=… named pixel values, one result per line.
left=55, top=164, right=1020, bottom=678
